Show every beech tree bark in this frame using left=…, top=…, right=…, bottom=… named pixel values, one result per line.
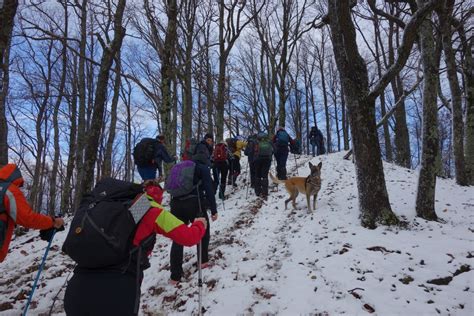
left=437, top=0, right=468, bottom=186
left=416, top=0, right=440, bottom=221
left=327, top=0, right=439, bottom=228
left=0, top=0, right=18, bottom=165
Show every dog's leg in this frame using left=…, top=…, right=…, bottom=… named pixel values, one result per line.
left=306, top=194, right=311, bottom=213
left=284, top=198, right=292, bottom=210
left=313, top=193, right=318, bottom=211
left=292, top=190, right=299, bottom=209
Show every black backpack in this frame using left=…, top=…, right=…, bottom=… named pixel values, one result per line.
left=133, top=138, right=156, bottom=166
left=62, top=178, right=150, bottom=269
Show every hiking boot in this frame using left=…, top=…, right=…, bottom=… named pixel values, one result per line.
left=200, top=261, right=214, bottom=269
left=168, top=279, right=180, bottom=286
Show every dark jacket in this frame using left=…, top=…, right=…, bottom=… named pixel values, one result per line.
left=309, top=128, right=324, bottom=145
left=191, top=161, right=217, bottom=215
left=154, top=141, right=175, bottom=164
left=273, top=130, right=292, bottom=154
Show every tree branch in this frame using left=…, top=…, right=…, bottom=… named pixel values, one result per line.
left=367, top=0, right=441, bottom=101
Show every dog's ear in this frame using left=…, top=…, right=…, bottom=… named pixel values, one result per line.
left=317, top=161, right=322, bottom=169
left=309, top=162, right=314, bottom=169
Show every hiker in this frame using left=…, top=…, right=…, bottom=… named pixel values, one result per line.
left=272, top=127, right=293, bottom=180
left=133, top=135, right=176, bottom=181
left=253, top=132, right=273, bottom=199
left=0, top=164, right=64, bottom=263
left=226, top=136, right=247, bottom=187
left=167, top=143, right=218, bottom=284
left=212, top=141, right=231, bottom=199
left=201, top=133, right=220, bottom=190
left=244, top=134, right=258, bottom=188
left=63, top=179, right=207, bottom=316
left=309, top=126, right=325, bottom=156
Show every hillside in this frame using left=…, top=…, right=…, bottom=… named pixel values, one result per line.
left=1, top=152, right=473, bottom=315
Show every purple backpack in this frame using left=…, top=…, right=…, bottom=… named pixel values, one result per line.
left=165, top=160, right=196, bottom=198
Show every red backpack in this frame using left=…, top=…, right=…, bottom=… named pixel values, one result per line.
left=213, top=143, right=228, bottom=162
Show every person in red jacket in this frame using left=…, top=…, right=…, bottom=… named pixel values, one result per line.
left=64, top=180, right=207, bottom=316
left=0, top=164, right=64, bottom=263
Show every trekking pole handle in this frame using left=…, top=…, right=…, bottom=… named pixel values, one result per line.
left=22, top=229, right=56, bottom=316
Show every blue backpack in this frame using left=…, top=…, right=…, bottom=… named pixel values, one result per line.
left=276, top=130, right=290, bottom=146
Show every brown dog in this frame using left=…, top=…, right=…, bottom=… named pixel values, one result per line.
left=270, top=162, right=322, bottom=212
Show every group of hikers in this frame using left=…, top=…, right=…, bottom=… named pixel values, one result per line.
left=0, top=125, right=326, bottom=315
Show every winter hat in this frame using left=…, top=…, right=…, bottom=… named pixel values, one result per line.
left=157, top=135, right=165, bottom=141
left=144, top=183, right=164, bottom=204
left=204, top=133, right=214, bottom=140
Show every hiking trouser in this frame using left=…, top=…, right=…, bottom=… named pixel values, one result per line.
left=214, top=161, right=229, bottom=198
left=274, top=150, right=289, bottom=180
left=249, top=160, right=256, bottom=188
left=136, top=165, right=157, bottom=181
left=212, top=165, right=219, bottom=192
left=169, top=196, right=210, bottom=282
left=228, top=156, right=241, bottom=185
left=64, top=270, right=138, bottom=316
left=254, top=158, right=271, bottom=197
left=310, top=142, right=316, bottom=157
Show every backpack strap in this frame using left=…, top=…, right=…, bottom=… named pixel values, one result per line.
left=0, top=167, right=22, bottom=214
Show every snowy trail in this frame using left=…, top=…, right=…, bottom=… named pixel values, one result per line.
left=0, top=153, right=472, bottom=316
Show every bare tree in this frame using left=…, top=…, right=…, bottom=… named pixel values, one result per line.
left=0, top=0, right=18, bottom=165
left=416, top=0, right=440, bottom=221
left=79, top=0, right=127, bottom=197
left=252, top=0, right=313, bottom=131
left=437, top=0, right=467, bottom=185
left=214, top=1, right=262, bottom=142
left=326, top=0, right=440, bottom=228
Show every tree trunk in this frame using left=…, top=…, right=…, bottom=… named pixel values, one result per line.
left=341, top=87, right=349, bottom=151
left=61, top=62, right=77, bottom=214
left=388, top=21, right=411, bottom=168
left=79, top=0, right=126, bottom=196
left=328, top=0, right=398, bottom=229
left=74, top=0, right=88, bottom=210
left=374, top=16, right=393, bottom=162
left=49, top=7, right=68, bottom=214
left=438, top=0, right=467, bottom=185
left=0, top=0, right=18, bottom=165
left=160, top=0, right=178, bottom=153
left=319, top=56, right=331, bottom=153
left=416, top=0, right=439, bottom=221
left=464, top=37, right=474, bottom=184
left=102, top=55, right=121, bottom=177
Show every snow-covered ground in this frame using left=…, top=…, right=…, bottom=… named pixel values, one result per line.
left=1, top=152, right=473, bottom=315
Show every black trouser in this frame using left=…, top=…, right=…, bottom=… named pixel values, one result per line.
left=64, top=270, right=137, bottom=316
left=249, top=159, right=256, bottom=188
left=214, top=161, right=229, bottom=197
left=253, top=158, right=271, bottom=197
left=274, top=150, right=289, bottom=180
left=228, top=156, right=241, bottom=185
left=169, top=196, right=210, bottom=281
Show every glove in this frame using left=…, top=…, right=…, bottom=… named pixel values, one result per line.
left=39, top=228, right=55, bottom=242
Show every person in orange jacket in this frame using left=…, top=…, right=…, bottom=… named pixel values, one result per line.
left=0, top=164, right=64, bottom=262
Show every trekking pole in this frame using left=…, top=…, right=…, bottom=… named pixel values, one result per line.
left=245, top=159, right=250, bottom=199
left=198, top=240, right=203, bottom=316
left=23, top=230, right=56, bottom=316
left=196, top=189, right=204, bottom=316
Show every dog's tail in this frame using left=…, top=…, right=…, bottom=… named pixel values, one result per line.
left=269, top=173, right=285, bottom=184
